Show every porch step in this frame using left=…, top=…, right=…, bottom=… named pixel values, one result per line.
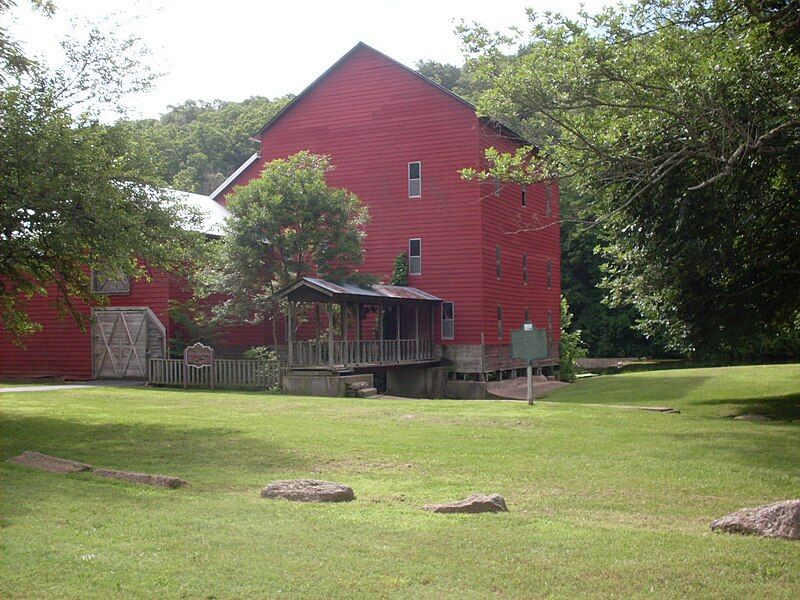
left=348, top=380, right=370, bottom=391
left=356, top=387, right=378, bottom=398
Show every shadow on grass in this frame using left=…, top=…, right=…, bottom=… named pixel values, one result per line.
left=694, top=392, right=800, bottom=423
left=0, top=414, right=311, bottom=475
left=553, top=375, right=713, bottom=405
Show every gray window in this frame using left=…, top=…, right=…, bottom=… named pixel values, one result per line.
left=497, top=304, right=503, bottom=340
left=495, top=245, right=502, bottom=279
left=91, top=270, right=131, bottom=295
left=524, top=307, right=529, bottom=322
left=547, top=260, right=553, bottom=289
left=408, top=162, right=421, bottom=197
left=545, top=185, right=553, bottom=216
left=441, top=301, right=454, bottom=340
left=521, top=186, right=527, bottom=207
left=522, top=253, right=528, bottom=284
left=409, top=238, right=422, bottom=275
left=494, top=176, right=501, bottom=197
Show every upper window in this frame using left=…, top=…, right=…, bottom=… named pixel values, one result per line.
left=521, top=186, right=527, bottom=207
left=409, top=238, right=422, bottom=275
left=408, top=162, right=421, bottom=197
left=493, top=176, right=501, bottom=197
left=545, top=185, right=553, bottom=216
left=495, top=245, right=502, bottom=279
left=441, top=301, right=455, bottom=340
left=547, top=260, right=553, bottom=289
left=522, top=253, right=528, bottom=284
left=91, top=270, right=131, bottom=295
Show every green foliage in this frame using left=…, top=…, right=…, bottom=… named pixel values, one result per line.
left=558, top=296, right=587, bottom=382
left=167, top=299, right=214, bottom=358
left=212, top=151, right=370, bottom=333
left=459, top=0, right=800, bottom=356
left=0, top=1, right=55, bottom=81
left=0, top=24, right=206, bottom=341
left=388, top=252, right=408, bottom=286
left=122, top=96, right=292, bottom=194
left=242, top=346, right=278, bottom=361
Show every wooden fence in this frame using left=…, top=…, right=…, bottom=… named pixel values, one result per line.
left=148, top=358, right=280, bottom=390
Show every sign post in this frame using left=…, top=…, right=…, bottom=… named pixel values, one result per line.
left=511, top=322, right=548, bottom=405
left=184, top=342, right=215, bottom=390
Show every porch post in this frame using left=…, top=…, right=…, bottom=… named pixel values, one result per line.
left=316, top=303, right=322, bottom=365
left=430, top=303, right=436, bottom=358
left=378, top=305, right=384, bottom=363
left=395, top=304, right=401, bottom=361
left=287, top=302, right=293, bottom=367
left=341, top=302, right=348, bottom=366
left=355, top=301, right=361, bottom=364
left=327, top=304, right=334, bottom=367
left=414, top=306, right=419, bottom=360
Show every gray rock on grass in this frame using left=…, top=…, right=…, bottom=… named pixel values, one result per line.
left=423, top=493, right=508, bottom=514
left=261, top=479, right=355, bottom=502
left=711, top=499, right=800, bottom=540
left=92, top=468, right=187, bottom=489
left=7, top=451, right=91, bottom=474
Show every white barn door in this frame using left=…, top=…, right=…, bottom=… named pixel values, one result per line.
left=92, top=308, right=166, bottom=379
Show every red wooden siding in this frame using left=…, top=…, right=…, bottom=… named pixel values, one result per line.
left=221, top=44, right=491, bottom=344
left=478, top=125, right=561, bottom=354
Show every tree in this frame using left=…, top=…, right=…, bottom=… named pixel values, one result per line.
left=459, top=0, right=800, bottom=355
left=212, top=151, right=371, bottom=346
left=0, top=0, right=54, bottom=81
left=122, top=95, right=292, bottom=195
left=0, top=15, right=206, bottom=341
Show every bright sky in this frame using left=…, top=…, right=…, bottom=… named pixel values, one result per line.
left=7, top=0, right=607, bottom=119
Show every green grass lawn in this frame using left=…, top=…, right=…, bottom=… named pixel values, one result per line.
left=1, top=365, right=798, bottom=599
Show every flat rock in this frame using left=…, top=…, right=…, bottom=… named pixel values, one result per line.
left=711, top=499, right=800, bottom=540
left=261, top=479, right=355, bottom=502
left=424, top=493, right=508, bottom=514
left=7, top=451, right=91, bottom=474
left=92, top=468, right=187, bottom=489
left=733, top=414, right=771, bottom=422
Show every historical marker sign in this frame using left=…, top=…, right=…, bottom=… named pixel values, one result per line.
left=511, top=324, right=548, bottom=360
left=185, top=342, right=214, bottom=368
left=510, top=323, right=549, bottom=405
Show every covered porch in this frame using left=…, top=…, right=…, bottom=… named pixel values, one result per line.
left=277, top=277, right=441, bottom=369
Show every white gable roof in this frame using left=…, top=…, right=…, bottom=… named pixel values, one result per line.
left=210, top=152, right=260, bottom=200
left=163, top=188, right=228, bottom=236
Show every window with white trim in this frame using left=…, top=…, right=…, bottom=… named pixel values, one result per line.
left=409, top=238, right=422, bottom=275
left=441, top=301, right=454, bottom=340
left=91, top=270, right=131, bottom=295
left=408, top=161, right=421, bottom=197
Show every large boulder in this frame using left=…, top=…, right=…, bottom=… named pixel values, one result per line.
left=7, top=451, right=91, bottom=474
left=711, top=500, right=800, bottom=540
left=261, top=479, right=355, bottom=502
left=423, top=493, right=508, bottom=514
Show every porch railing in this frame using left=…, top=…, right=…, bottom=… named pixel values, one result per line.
left=290, top=338, right=435, bottom=367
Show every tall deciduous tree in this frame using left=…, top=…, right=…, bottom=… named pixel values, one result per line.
left=459, top=0, right=800, bottom=355
left=212, top=151, right=371, bottom=345
left=0, top=15, right=206, bottom=341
